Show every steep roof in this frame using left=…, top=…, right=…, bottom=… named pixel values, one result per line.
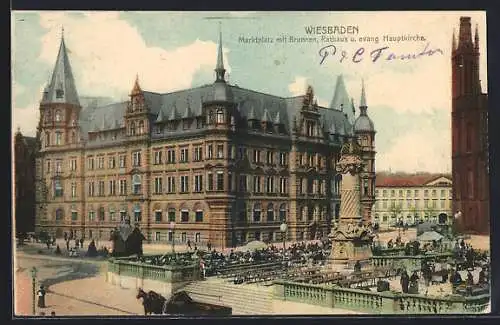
left=329, top=75, right=355, bottom=123
left=375, top=173, right=452, bottom=187
left=41, top=33, right=80, bottom=106
left=78, top=82, right=352, bottom=140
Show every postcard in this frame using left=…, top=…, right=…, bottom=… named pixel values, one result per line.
left=12, top=11, right=490, bottom=316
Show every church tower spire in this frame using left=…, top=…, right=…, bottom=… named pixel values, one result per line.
left=215, top=22, right=226, bottom=83
left=42, top=26, right=80, bottom=106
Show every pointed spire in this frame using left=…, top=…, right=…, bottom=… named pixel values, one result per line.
left=156, top=110, right=164, bottom=123
left=360, top=79, right=367, bottom=108
left=274, top=111, right=281, bottom=124
left=261, top=108, right=271, bottom=123
left=351, top=97, right=356, bottom=116
left=42, top=29, right=80, bottom=106
left=168, top=104, right=178, bottom=121
left=452, top=29, right=457, bottom=51
left=329, top=74, right=354, bottom=121
left=215, top=22, right=226, bottom=82
left=131, top=74, right=142, bottom=96
left=183, top=97, right=192, bottom=119
left=474, top=23, right=479, bottom=50
left=458, top=16, right=473, bottom=49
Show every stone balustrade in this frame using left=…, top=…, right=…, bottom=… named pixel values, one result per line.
left=372, top=253, right=453, bottom=272
left=273, top=280, right=489, bottom=314
left=106, top=255, right=199, bottom=295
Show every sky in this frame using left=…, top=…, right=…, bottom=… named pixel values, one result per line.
left=11, top=11, right=487, bottom=173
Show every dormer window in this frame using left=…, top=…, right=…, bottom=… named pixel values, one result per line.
left=216, top=109, right=224, bottom=124
left=56, top=89, right=64, bottom=99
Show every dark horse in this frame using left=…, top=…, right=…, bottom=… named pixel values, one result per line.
left=136, top=288, right=166, bottom=315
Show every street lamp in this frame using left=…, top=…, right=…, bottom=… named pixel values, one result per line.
left=30, top=267, right=38, bottom=316
left=280, top=222, right=288, bottom=263
left=453, top=211, right=462, bottom=235
left=169, top=221, right=176, bottom=254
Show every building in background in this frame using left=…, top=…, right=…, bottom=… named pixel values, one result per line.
left=451, top=17, right=489, bottom=234
left=371, top=173, right=452, bottom=228
left=34, top=29, right=376, bottom=248
left=14, top=129, right=38, bottom=234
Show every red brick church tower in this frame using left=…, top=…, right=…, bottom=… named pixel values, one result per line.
left=451, top=17, right=489, bottom=234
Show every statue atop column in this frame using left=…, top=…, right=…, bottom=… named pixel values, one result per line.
left=329, top=137, right=374, bottom=269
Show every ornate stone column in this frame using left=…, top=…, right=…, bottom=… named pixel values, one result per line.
left=329, top=137, right=374, bottom=269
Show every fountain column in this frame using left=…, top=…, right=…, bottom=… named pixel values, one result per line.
left=329, top=137, right=374, bottom=269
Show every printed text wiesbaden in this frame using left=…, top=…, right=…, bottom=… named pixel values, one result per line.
left=304, top=25, right=359, bottom=35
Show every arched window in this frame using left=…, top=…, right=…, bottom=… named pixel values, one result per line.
left=55, top=110, right=62, bottom=122
left=134, top=203, right=142, bottom=222
left=216, top=109, right=224, bottom=124
left=55, top=131, right=62, bottom=145
left=301, top=206, right=307, bottom=221
left=45, top=132, right=51, bottom=146
left=267, top=203, right=274, bottom=222
left=71, top=131, right=76, bottom=143
left=138, top=120, right=145, bottom=134
left=132, top=174, right=142, bottom=194
left=253, top=203, right=261, bottom=222
left=130, top=122, right=136, bottom=136
left=279, top=203, right=286, bottom=221
left=45, top=112, right=51, bottom=123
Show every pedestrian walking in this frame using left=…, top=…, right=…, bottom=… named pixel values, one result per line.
left=187, top=239, right=192, bottom=250
left=207, top=241, right=211, bottom=251
left=66, top=240, right=70, bottom=251
left=75, top=238, right=79, bottom=248
left=80, top=238, right=84, bottom=248
left=37, top=285, right=46, bottom=308
left=200, top=259, right=206, bottom=279
left=400, top=270, right=410, bottom=293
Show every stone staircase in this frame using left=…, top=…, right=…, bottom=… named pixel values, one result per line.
left=180, top=278, right=274, bottom=315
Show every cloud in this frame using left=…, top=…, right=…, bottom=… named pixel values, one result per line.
left=37, top=12, right=230, bottom=101
left=376, top=129, right=451, bottom=173
left=288, top=76, right=329, bottom=106
left=288, top=76, right=308, bottom=96
left=12, top=103, right=40, bottom=137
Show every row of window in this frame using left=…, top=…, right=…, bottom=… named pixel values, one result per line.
left=376, top=188, right=452, bottom=198
left=53, top=174, right=291, bottom=198
left=46, top=147, right=292, bottom=173
left=374, top=198, right=452, bottom=210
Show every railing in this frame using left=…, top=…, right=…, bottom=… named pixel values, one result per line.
left=107, top=255, right=198, bottom=283
left=273, top=280, right=490, bottom=314
left=372, top=253, right=453, bottom=272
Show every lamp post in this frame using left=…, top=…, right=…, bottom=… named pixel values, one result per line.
left=453, top=211, right=462, bottom=236
left=280, top=222, right=288, bottom=263
left=30, top=267, right=38, bottom=316
left=169, top=221, right=176, bottom=254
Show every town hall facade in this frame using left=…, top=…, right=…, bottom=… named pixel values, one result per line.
left=35, top=30, right=376, bottom=248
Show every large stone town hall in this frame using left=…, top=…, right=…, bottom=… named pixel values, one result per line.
left=34, top=29, right=376, bottom=248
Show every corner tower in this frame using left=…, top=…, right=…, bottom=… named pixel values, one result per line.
left=353, top=80, right=376, bottom=224
left=39, top=28, right=82, bottom=150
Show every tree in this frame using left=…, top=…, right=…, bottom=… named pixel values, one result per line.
left=389, top=202, right=402, bottom=227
